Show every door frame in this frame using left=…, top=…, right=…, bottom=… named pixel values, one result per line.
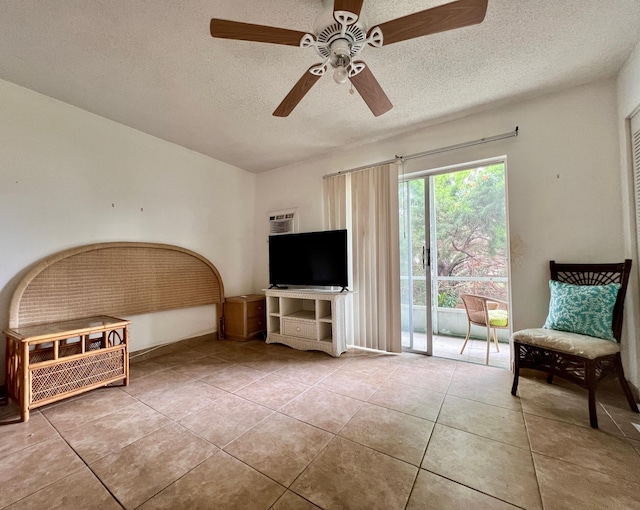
left=399, top=155, right=512, bottom=357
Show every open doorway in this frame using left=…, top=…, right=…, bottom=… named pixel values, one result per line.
left=399, top=161, right=510, bottom=367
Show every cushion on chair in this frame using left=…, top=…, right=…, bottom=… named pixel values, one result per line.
left=488, top=309, right=508, bottom=327
left=543, top=280, right=621, bottom=341
left=512, top=328, right=620, bottom=359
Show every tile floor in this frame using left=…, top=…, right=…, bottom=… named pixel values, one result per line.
left=2, top=338, right=640, bottom=509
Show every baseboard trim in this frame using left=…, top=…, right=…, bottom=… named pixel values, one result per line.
left=129, top=332, right=219, bottom=364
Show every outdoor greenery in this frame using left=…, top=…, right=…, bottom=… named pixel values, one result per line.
left=400, top=163, right=508, bottom=308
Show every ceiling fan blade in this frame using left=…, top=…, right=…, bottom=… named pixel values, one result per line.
left=374, top=0, right=488, bottom=46
left=273, top=67, right=322, bottom=117
left=349, top=63, right=392, bottom=117
left=334, top=0, right=364, bottom=18
left=210, top=19, right=307, bottom=46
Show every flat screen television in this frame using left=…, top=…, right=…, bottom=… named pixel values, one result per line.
left=268, top=229, right=348, bottom=290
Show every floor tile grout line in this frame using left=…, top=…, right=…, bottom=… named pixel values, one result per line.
left=220, top=441, right=312, bottom=493
left=418, top=468, right=529, bottom=509
left=435, top=392, right=532, bottom=450
left=59, top=393, right=223, bottom=467
left=0, top=411, right=51, bottom=459
left=164, top=384, right=278, bottom=449
left=402, top=469, right=424, bottom=510
left=127, top=365, right=176, bottom=383
left=39, top=386, right=144, bottom=428
left=50, top=394, right=185, bottom=465
left=77, top=418, right=225, bottom=508
left=442, top=390, right=524, bottom=413
left=520, top=400, right=546, bottom=510
left=0, top=428, right=113, bottom=509
left=123, top=366, right=210, bottom=399
left=38, top=411, right=127, bottom=510
left=285, top=435, right=339, bottom=499
left=126, top=382, right=239, bottom=424
left=520, top=406, right=629, bottom=438
left=597, top=400, right=634, bottom=440
left=523, top=397, right=640, bottom=459
left=415, top=360, right=531, bottom=503
left=444, top=387, right=523, bottom=413
left=431, top=413, right=532, bottom=452
left=328, top=420, right=429, bottom=469
left=215, top=407, right=277, bottom=450
left=530, top=450, right=640, bottom=487
left=261, top=369, right=440, bottom=464
left=278, top=366, right=422, bottom=438
left=285, top=434, right=418, bottom=508
left=269, top=489, right=318, bottom=510
left=132, top=451, right=220, bottom=509
left=416, top=361, right=458, bottom=470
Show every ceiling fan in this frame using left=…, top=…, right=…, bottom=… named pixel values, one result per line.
left=210, top=0, right=488, bottom=117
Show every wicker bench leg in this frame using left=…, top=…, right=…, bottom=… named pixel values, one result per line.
left=511, top=343, right=520, bottom=396
left=21, top=342, right=30, bottom=423
left=511, top=367, right=520, bottom=396
left=586, top=360, right=598, bottom=429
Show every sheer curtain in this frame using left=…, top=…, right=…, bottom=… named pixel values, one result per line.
left=323, top=173, right=347, bottom=230
left=323, top=164, right=401, bottom=353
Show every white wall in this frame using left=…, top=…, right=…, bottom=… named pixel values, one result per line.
left=254, top=79, right=627, bottom=375
left=617, top=40, right=640, bottom=387
left=0, top=79, right=257, bottom=374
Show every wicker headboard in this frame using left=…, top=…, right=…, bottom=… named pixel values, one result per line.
left=9, top=242, right=225, bottom=328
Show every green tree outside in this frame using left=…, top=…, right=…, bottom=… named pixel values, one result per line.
left=400, top=163, right=507, bottom=309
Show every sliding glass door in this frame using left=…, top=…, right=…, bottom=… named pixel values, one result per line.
left=400, top=161, right=509, bottom=363
left=399, top=178, right=433, bottom=354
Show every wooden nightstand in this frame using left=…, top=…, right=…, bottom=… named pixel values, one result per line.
left=223, top=294, right=266, bottom=341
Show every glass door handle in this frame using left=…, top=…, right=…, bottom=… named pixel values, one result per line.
left=423, top=246, right=431, bottom=268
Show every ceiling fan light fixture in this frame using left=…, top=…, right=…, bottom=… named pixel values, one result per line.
left=330, top=38, right=352, bottom=84
left=331, top=38, right=351, bottom=59
left=333, top=65, right=349, bottom=84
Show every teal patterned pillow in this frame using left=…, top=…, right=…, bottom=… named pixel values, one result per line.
left=543, top=280, right=621, bottom=341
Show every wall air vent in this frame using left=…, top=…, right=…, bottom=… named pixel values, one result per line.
left=269, top=209, right=297, bottom=236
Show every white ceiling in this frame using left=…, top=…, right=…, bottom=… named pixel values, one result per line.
left=1, top=1, right=639, bottom=173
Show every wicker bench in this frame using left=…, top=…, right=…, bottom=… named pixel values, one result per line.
left=4, top=242, right=225, bottom=422
left=5, top=316, right=130, bottom=421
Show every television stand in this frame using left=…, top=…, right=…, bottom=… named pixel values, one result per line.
left=265, top=289, right=352, bottom=357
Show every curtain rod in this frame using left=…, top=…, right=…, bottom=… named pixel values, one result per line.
left=323, top=126, right=519, bottom=179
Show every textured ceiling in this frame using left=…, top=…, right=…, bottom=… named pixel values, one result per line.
left=1, top=1, right=639, bottom=173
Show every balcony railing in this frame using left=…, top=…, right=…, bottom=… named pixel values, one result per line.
left=401, top=274, right=509, bottom=340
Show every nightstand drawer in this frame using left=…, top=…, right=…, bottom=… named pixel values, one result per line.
left=247, top=316, right=265, bottom=335
left=247, top=300, right=265, bottom=318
